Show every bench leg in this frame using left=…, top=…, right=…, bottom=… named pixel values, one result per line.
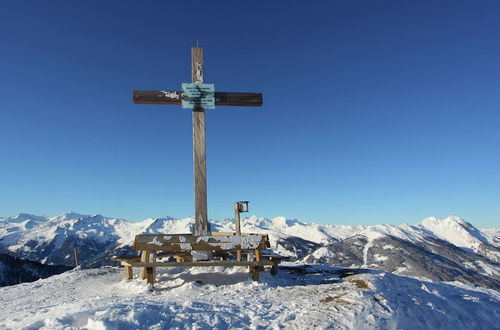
left=250, top=265, right=263, bottom=282
left=125, top=265, right=133, bottom=280
left=271, top=264, right=279, bottom=276
left=151, top=252, right=157, bottom=282
left=255, top=249, right=262, bottom=262
left=140, top=251, right=150, bottom=280
left=146, top=267, right=155, bottom=285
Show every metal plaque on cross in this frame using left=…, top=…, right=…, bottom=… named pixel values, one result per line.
left=182, top=83, right=215, bottom=109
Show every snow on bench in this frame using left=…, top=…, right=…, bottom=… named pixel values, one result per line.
left=112, top=233, right=284, bottom=284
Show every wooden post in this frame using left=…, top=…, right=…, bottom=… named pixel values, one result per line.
left=146, top=267, right=155, bottom=285
left=192, top=47, right=209, bottom=236
left=234, top=202, right=242, bottom=261
left=140, top=251, right=150, bottom=280
left=250, top=266, right=261, bottom=281
left=271, top=264, right=279, bottom=276
left=151, top=251, right=157, bottom=281
left=125, top=266, right=133, bottom=280
left=255, top=249, right=262, bottom=262
left=73, top=247, right=79, bottom=267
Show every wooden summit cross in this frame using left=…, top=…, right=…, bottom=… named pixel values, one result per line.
left=133, top=47, right=262, bottom=236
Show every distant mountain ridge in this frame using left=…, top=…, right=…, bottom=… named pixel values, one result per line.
left=0, top=212, right=498, bottom=289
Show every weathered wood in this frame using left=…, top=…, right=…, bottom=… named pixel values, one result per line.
left=271, top=264, right=278, bottom=276
left=73, top=247, right=79, bottom=267
left=234, top=203, right=242, bottom=236
left=133, top=241, right=269, bottom=252
left=133, top=233, right=270, bottom=252
left=192, top=47, right=209, bottom=236
left=151, top=252, right=157, bottom=281
left=250, top=266, right=261, bottom=281
left=146, top=267, right=155, bottom=284
left=124, top=260, right=277, bottom=267
left=134, top=233, right=269, bottom=244
left=234, top=202, right=242, bottom=262
left=139, top=251, right=150, bottom=280
left=125, top=265, right=133, bottom=280
left=112, top=255, right=141, bottom=262
left=133, top=90, right=182, bottom=104
left=215, top=92, right=262, bottom=106
left=133, top=91, right=263, bottom=106
left=255, top=249, right=262, bottom=262
left=156, top=251, right=193, bottom=261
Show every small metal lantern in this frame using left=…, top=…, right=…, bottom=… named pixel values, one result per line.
left=237, top=201, right=249, bottom=213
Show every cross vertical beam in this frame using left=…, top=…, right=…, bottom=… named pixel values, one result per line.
left=191, top=47, right=209, bottom=236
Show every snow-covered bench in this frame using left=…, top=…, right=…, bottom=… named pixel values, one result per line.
left=112, top=232, right=285, bottom=284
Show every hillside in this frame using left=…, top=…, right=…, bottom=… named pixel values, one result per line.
left=0, top=264, right=498, bottom=329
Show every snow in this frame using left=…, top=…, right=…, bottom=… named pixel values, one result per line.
left=373, top=254, right=388, bottom=262
left=480, top=228, right=500, bottom=247
left=0, top=264, right=498, bottom=329
left=2, top=213, right=497, bottom=259
left=417, top=216, right=489, bottom=252
left=311, top=246, right=333, bottom=259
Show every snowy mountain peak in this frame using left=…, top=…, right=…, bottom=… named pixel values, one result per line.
left=420, top=215, right=469, bottom=227
left=242, top=215, right=269, bottom=227
left=3, top=213, right=46, bottom=224
left=271, top=216, right=305, bottom=228
left=418, top=216, right=489, bottom=251
left=49, top=212, right=89, bottom=222
left=444, top=215, right=469, bottom=225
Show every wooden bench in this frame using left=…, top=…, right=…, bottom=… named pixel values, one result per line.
left=112, top=232, right=284, bottom=284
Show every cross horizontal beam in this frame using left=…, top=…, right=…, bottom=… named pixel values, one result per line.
left=133, top=90, right=263, bottom=106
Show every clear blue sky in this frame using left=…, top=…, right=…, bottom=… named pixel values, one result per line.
left=1, top=1, right=499, bottom=227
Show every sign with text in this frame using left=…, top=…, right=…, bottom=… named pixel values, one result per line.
left=182, top=83, right=215, bottom=109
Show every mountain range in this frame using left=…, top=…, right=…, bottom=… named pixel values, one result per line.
left=0, top=212, right=498, bottom=290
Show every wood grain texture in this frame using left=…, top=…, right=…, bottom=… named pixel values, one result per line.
left=139, top=251, right=150, bottom=279
left=133, top=90, right=182, bottom=104
left=73, top=247, right=79, bottom=267
left=146, top=266, right=155, bottom=284
left=124, top=260, right=276, bottom=267
left=255, top=249, right=262, bottom=262
left=133, top=241, right=270, bottom=251
left=193, top=108, right=208, bottom=235
left=234, top=202, right=242, bottom=261
left=192, top=47, right=209, bottom=236
left=133, top=91, right=263, bottom=106
left=134, top=233, right=269, bottom=244
left=214, top=92, right=262, bottom=106
left=125, top=266, right=133, bottom=280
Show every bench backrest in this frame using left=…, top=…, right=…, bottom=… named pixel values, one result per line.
left=133, top=233, right=270, bottom=251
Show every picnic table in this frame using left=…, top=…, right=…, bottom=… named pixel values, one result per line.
left=112, top=232, right=286, bottom=284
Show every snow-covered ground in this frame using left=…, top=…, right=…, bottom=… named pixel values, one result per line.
left=1, top=264, right=498, bottom=330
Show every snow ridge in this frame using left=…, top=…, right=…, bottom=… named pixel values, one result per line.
left=1, top=213, right=499, bottom=290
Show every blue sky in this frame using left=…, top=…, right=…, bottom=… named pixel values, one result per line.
left=1, top=1, right=499, bottom=227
